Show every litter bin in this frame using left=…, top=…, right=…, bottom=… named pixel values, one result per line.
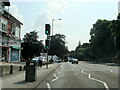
left=25, top=61, right=36, bottom=82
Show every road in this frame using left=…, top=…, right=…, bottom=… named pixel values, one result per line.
left=36, top=61, right=119, bottom=89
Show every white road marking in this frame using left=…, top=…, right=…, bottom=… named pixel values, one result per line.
left=46, top=83, right=51, bottom=90
left=56, top=70, right=60, bottom=75
left=46, top=70, right=60, bottom=89
left=108, top=70, right=112, bottom=72
left=81, top=70, right=110, bottom=90
left=51, top=73, right=59, bottom=82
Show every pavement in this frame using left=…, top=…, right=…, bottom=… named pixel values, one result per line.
left=0, top=62, right=25, bottom=66
left=0, top=62, right=26, bottom=77
left=0, top=63, right=61, bottom=89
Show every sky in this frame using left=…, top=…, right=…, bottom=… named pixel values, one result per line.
left=9, top=0, right=120, bottom=51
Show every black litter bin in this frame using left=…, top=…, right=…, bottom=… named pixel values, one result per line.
left=25, top=61, right=36, bottom=82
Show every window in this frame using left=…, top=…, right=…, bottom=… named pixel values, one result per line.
left=12, top=23, right=15, bottom=35
left=15, top=26, right=20, bottom=37
left=1, top=18, right=7, bottom=32
left=12, top=24, right=20, bottom=38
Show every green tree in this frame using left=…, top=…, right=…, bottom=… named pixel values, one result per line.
left=89, top=19, right=114, bottom=62
left=111, top=14, right=120, bottom=63
left=21, top=31, right=44, bottom=61
left=75, top=43, right=91, bottom=61
left=49, top=34, right=69, bottom=59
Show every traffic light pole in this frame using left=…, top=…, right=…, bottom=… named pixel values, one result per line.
left=46, top=47, right=49, bottom=69
left=45, top=24, right=51, bottom=69
left=46, top=36, right=49, bottom=69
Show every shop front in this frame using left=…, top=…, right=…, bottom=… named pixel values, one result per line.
left=10, top=46, right=21, bottom=62
left=1, top=46, right=9, bottom=62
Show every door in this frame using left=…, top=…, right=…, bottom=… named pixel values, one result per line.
left=11, top=49, right=19, bottom=62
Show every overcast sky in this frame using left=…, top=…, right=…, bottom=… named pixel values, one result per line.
left=9, top=0, right=119, bottom=51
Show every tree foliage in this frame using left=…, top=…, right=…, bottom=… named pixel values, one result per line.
left=49, top=34, right=69, bottom=59
left=69, top=14, right=120, bottom=63
left=89, top=19, right=115, bottom=62
left=21, top=31, right=44, bottom=61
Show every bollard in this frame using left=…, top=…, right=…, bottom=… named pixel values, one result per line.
left=23, top=66, right=26, bottom=71
left=0, top=66, right=3, bottom=77
left=19, top=66, right=22, bottom=71
left=10, top=65, right=13, bottom=74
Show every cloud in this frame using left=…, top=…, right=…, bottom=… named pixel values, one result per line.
left=118, top=1, right=120, bottom=13
left=47, top=2, right=68, bottom=13
left=70, top=0, right=119, bottom=2
left=10, top=0, right=119, bottom=2
left=9, top=4, right=24, bottom=38
left=9, top=4, right=24, bottom=23
left=33, top=1, right=68, bottom=35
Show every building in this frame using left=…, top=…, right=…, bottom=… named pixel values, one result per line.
left=0, top=1, right=23, bottom=62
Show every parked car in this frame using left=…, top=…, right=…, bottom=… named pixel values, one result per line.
left=32, top=56, right=47, bottom=65
left=71, top=58, right=78, bottom=64
left=32, top=57, right=39, bottom=63
left=57, top=58, right=62, bottom=63
left=41, top=57, right=47, bottom=64
left=68, top=57, right=73, bottom=62
left=32, top=57, right=40, bottom=65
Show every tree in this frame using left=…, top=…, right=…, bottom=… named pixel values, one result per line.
left=89, top=19, right=115, bottom=62
left=21, top=31, right=44, bottom=61
left=111, top=14, right=120, bottom=50
left=111, top=14, right=120, bottom=63
left=49, top=34, right=69, bottom=59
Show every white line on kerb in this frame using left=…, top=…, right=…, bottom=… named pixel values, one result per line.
left=81, top=70, right=110, bottom=90
left=46, top=83, right=51, bottom=90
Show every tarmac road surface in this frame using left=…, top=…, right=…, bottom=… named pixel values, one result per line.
left=36, top=61, right=119, bottom=89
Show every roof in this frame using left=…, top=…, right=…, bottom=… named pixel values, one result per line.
left=3, top=10, right=23, bottom=25
left=1, top=0, right=10, bottom=6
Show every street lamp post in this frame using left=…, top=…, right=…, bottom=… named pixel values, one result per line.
left=51, top=19, right=61, bottom=61
left=52, top=19, right=61, bottom=36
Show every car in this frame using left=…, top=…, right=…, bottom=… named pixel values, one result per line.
left=32, top=57, right=39, bottom=63
left=32, top=56, right=47, bottom=64
left=71, top=58, right=78, bottom=64
left=68, top=57, right=73, bottom=62
left=41, top=57, right=47, bottom=64
left=57, top=58, right=62, bottom=63
left=32, top=57, right=40, bottom=65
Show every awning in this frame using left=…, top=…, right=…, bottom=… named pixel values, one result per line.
left=11, top=46, right=21, bottom=49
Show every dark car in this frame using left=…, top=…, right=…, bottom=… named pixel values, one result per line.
left=71, top=58, right=78, bottom=64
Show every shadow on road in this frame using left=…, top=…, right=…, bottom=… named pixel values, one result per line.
left=14, top=80, right=31, bottom=84
left=82, top=61, right=120, bottom=66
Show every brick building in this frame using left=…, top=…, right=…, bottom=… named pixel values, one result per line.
left=0, top=1, right=23, bottom=62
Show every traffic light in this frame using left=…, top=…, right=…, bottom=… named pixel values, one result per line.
left=45, top=39, right=50, bottom=49
left=45, top=24, right=50, bottom=35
